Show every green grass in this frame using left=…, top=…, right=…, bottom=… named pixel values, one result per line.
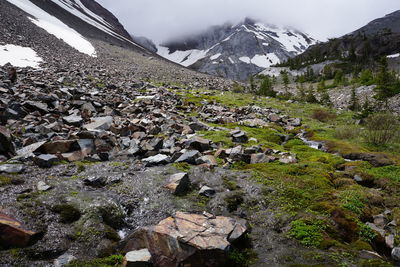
left=289, top=219, right=327, bottom=248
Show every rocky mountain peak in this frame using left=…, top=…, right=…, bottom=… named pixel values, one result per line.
left=157, top=18, right=317, bottom=80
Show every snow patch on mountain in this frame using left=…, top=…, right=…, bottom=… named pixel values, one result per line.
left=51, top=0, right=140, bottom=47
left=157, top=18, right=318, bottom=80
left=7, top=0, right=97, bottom=57
left=387, top=53, right=400, bottom=58
left=157, top=45, right=208, bottom=67
left=210, top=53, right=222, bottom=60
left=0, top=44, right=43, bottom=68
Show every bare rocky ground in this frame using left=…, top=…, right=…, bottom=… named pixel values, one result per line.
left=1, top=2, right=400, bottom=267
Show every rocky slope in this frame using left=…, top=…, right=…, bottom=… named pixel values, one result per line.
left=157, top=18, right=317, bottom=81
left=1, top=1, right=400, bottom=267
left=278, top=10, right=400, bottom=71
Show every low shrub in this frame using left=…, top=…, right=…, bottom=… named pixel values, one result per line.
left=311, top=109, right=337, bottom=123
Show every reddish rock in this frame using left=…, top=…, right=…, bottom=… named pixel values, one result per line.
left=123, top=212, right=247, bottom=267
left=0, top=211, right=37, bottom=248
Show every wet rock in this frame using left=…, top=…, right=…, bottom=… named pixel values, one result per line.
left=83, top=116, right=113, bottom=131
left=142, top=154, right=170, bottom=166
left=54, top=254, right=77, bottom=267
left=123, top=212, right=247, bottom=267
left=33, top=154, right=59, bottom=168
left=392, top=247, right=400, bottom=261
left=199, top=185, right=216, bottom=197
left=0, top=126, right=15, bottom=158
left=230, top=130, right=248, bottom=143
left=63, top=114, right=83, bottom=126
left=0, top=164, right=25, bottom=174
left=0, top=211, right=38, bottom=248
left=175, top=150, right=201, bottom=164
left=165, top=173, right=191, bottom=195
left=37, top=181, right=52, bottom=192
left=123, top=249, right=153, bottom=267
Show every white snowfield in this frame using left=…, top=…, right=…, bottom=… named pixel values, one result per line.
left=387, top=53, right=400, bottom=58
left=7, top=0, right=97, bottom=57
left=51, top=0, right=143, bottom=49
left=0, top=44, right=43, bottom=68
left=239, top=54, right=280, bottom=68
left=157, top=45, right=209, bottom=67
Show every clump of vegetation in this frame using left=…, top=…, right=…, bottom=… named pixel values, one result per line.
left=289, top=219, right=327, bottom=248
left=334, top=126, right=360, bottom=140
left=363, top=113, right=399, bottom=146
left=257, top=75, right=277, bottom=97
left=67, top=254, right=124, bottom=267
left=0, top=175, right=12, bottom=187
left=228, top=248, right=257, bottom=267
left=338, top=190, right=366, bottom=215
left=52, top=203, right=81, bottom=223
left=358, top=222, right=377, bottom=242
left=311, top=109, right=337, bottom=123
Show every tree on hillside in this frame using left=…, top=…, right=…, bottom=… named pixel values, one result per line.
left=348, top=87, right=360, bottom=111
left=281, top=71, right=290, bottom=90
left=258, top=76, right=276, bottom=97
left=306, top=85, right=318, bottom=103
left=374, top=57, right=400, bottom=101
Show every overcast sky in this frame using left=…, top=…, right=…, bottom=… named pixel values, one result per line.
left=97, top=0, right=400, bottom=43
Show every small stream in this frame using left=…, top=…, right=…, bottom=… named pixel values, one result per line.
left=297, top=130, right=325, bottom=151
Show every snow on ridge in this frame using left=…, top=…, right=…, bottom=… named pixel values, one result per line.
left=210, top=53, right=221, bottom=60
left=0, top=44, right=43, bottom=68
left=387, top=53, right=400, bottom=58
left=7, top=0, right=97, bottom=57
left=157, top=45, right=208, bottom=67
left=240, top=54, right=280, bottom=68
left=51, top=0, right=142, bottom=48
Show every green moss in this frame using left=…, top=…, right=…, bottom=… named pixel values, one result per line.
left=223, top=176, right=239, bottom=191
left=228, top=248, right=257, bottom=267
left=53, top=204, right=81, bottom=223
left=75, top=161, right=97, bottom=173
left=235, top=161, right=334, bottom=214
left=225, top=190, right=244, bottom=212
left=289, top=219, right=327, bottom=248
left=172, top=162, right=192, bottom=172
left=67, top=255, right=124, bottom=267
left=0, top=175, right=12, bottom=186
left=198, top=130, right=234, bottom=147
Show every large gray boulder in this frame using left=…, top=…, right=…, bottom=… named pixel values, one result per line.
left=123, top=212, right=247, bottom=267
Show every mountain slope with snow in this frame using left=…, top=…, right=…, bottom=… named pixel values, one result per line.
left=5, top=0, right=145, bottom=60
left=157, top=18, right=317, bottom=80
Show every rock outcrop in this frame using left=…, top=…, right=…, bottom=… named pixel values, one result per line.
left=123, top=212, right=248, bottom=267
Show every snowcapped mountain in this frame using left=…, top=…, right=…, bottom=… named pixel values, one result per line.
left=3, top=0, right=145, bottom=64
left=157, top=18, right=317, bottom=80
